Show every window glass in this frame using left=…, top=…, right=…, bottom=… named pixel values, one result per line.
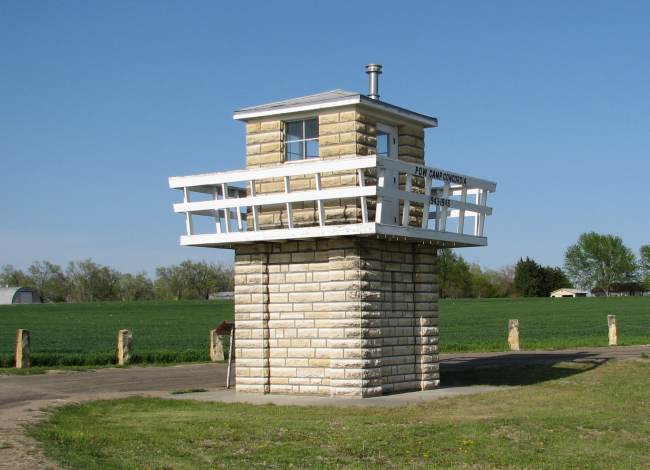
left=286, top=121, right=303, bottom=142
left=306, top=140, right=319, bottom=158
left=286, top=141, right=303, bottom=161
left=376, top=130, right=389, bottom=157
left=305, top=119, right=318, bottom=139
left=284, top=118, right=319, bottom=160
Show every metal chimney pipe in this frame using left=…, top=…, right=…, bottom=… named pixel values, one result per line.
left=365, top=64, right=382, bottom=100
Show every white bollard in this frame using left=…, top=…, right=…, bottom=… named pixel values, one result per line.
left=508, top=319, right=520, bottom=351
left=608, top=315, right=618, bottom=346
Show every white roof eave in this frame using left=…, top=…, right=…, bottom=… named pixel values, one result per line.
left=233, top=96, right=438, bottom=128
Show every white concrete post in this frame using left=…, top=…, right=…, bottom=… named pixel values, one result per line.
left=508, top=319, right=520, bottom=351
left=117, top=329, right=133, bottom=365
left=608, top=315, right=618, bottom=346
left=15, top=329, right=31, bottom=369
left=209, top=329, right=225, bottom=361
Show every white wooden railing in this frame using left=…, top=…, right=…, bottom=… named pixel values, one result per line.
left=169, top=155, right=496, bottom=247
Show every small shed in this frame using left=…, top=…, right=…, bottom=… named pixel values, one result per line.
left=0, top=287, right=42, bottom=305
left=550, top=288, right=587, bottom=298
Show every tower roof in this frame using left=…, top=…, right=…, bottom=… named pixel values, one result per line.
left=233, top=89, right=438, bottom=128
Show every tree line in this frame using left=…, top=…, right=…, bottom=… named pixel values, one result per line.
left=438, top=250, right=570, bottom=298
left=0, top=260, right=233, bottom=302
left=2, top=232, right=647, bottom=302
left=439, top=232, right=650, bottom=298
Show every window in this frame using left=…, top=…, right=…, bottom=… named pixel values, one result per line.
left=376, top=130, right=389, bottom=157
left=285, top=118, right=319, bottom=161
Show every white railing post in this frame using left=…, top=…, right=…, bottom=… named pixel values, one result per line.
left=249, top=180, right=259, bottom=231
left=213, top=187, right=222, bottom=234
left=457, top=186, right=467, bottom=235
left=284, top=176, right=294, bottom=229
left=235, top=189, right=243, bottom=232
left=473, top=190, right=481, bottom=236
left=401, top=173, right=412, bottom=227
left=477, top=189, right=488, bottom=236
left=314, top=172, right=325, bottom=227
left=421, top=175, right=432, bottom=229
left=183, top=187, right=194, bottom=236
left=375, top=167, right=385, bottom=223
left=440, top=181, right=450, bottom=232
left=433, top=188, right=440, bottom=231
left=221, top=183, right=230, bottom=233
left=357, top=168, right=368, bottom=223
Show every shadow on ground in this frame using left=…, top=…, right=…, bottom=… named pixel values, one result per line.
left=440, top=352, right=609, bottom=387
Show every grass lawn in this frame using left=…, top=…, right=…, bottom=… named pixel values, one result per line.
left=29, top=359, right=650, bottom=469
left=1, top=297, right=649, bottom=367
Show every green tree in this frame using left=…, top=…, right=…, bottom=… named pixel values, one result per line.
left=564, top=232, right=637, bottom=296
left=154, top=261, right=233, bottom=300
left=0, top=265, right=32, bottom=287
left=155, top=265, right=187, bottom=300
left=180, top=260, right=233, bottom=299
left=438, top=249, right=473, bottom=298
left=477, top=266, right=515, bottom=298
left=514, top=257, right=543, bottom=297
left=640, top=245, right=650, bottom=289
left=469, top=264, right=500, bottom=298
left=119, top=272, right=155, bottom=301
left=514, top=258, right=571, bottom=297
left=539, top=266, right=571, bottom=297
left=66, top=259, right=121, bottom=302
left=28, top=261, right=69, bottom=302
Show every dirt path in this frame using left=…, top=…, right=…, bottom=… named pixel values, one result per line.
left=1, top=345, right=648, bottom=469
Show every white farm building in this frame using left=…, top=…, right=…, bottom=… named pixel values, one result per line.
left=550, top=288, right=587, bottom=298
left=0, top=287, right=42, bottom=305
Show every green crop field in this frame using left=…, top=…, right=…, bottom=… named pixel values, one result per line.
left=439, top=297, right=650, bottom=351
left=1, top=297, right=648, bottom=367
left=0, top=301, right=232, bottom=367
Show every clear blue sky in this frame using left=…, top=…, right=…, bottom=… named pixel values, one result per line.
left=1, top=1, right=649, bottom=275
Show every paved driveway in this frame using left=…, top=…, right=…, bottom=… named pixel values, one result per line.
left=4, top=345, right=648, bottom=409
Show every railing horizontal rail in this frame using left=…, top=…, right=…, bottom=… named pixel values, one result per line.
left=169, top=155, right=378, bottom=190
left=173, top=185, right=377, bottom=213
left=379, top=187, right=493, bottom=215
left=378, top=157, right=497, bottom=192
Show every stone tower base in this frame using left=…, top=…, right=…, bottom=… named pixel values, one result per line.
left=233, top=238, right=439, bottom=397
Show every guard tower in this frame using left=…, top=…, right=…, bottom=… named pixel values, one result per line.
left=169, top=65, right=496, bottom=397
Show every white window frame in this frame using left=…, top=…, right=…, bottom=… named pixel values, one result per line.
left=284, top=118, right=319, bottom=161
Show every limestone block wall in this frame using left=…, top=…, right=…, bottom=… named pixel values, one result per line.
left=234, top=237, right=439, bottom=397
left=360, top=239, right=439, bottom=393
left=243, top=108, right=383, bottom=229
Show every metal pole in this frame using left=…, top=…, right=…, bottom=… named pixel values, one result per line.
left=365, top=64, right=382, bottom=99
left=226, top=328, right=235, bottom=389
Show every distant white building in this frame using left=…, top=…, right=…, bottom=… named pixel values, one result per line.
left=550, top=288, right=588, bottom=298
left=0, top=286, right=42, bottom=305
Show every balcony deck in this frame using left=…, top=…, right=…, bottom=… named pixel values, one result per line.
left=169, top=155, right=496, bottom=248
